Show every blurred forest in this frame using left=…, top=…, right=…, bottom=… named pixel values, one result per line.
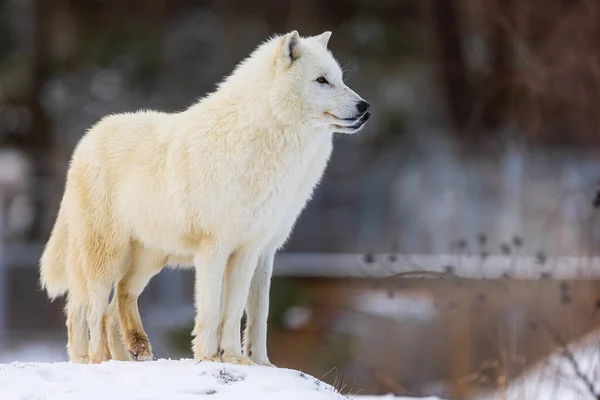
left=1, top=0, right=600, bottom=399
left=1, top=0, right=599, bottom=254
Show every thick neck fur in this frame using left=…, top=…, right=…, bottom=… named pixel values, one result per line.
left=181, top=37, right=312, bottom=142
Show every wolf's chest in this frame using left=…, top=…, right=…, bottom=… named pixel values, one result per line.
left=245, top=138, right=331, bottom=227
left=235, top=139, right=325, bottom=224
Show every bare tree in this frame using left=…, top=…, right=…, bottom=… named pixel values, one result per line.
left=26, top=0, right=55, bottom=240
left=420, top=0, right=474, bottom=135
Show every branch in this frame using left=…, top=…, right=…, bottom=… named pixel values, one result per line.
left=541, top=320, right=599, bottom=399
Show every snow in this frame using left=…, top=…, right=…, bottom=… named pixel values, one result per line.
left=0, top=358, right=443, bottom=400
left=0, top=359, right=343, bottom=400
left=6, top=328, right=598, bottom=400
left=482, top=330, right=600, bottom=400
left=355, top=396, right=441, bottom=400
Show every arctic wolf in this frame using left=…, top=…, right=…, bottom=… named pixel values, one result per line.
left=39, top=30, right=370, bottom=365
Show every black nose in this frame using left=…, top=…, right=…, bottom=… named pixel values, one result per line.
left=356, top=100, right=370, bottom=114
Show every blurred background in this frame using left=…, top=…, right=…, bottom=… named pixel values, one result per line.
left=0, top=0, right=599, bottom=399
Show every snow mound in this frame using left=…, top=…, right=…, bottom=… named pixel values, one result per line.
left=356, top=396, right=441, bottom=400
left=482, top=330, right=600, bottom=400
left=0, top=359, right=346, bottom=400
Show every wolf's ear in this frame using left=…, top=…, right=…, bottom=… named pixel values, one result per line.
left=315, top=31, right=332, bottom=48
left=281, top=30, right=301, bottom=63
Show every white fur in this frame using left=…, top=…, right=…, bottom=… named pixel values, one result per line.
left=39, top=30, right=370, bottom=365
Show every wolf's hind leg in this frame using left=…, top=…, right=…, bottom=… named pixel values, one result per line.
left=86, top=284, right=113, bottom=364
left=106, top=294, right=130, bottom=361
left=116, top=247, right=166, bottom=361
left=81, top=238, right=129, bottom=364
left=65, top=297, right=89, bottom=363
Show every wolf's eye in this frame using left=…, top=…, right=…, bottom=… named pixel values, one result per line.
left=316, top=76, right=329, bottom=85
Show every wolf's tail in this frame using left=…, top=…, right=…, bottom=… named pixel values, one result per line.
left=39, top=203, right=69, bottom=300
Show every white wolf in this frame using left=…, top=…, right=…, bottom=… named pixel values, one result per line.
left=39, top=30, right=370, bottom=365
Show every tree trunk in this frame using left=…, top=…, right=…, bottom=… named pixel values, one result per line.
left=421, top=0, right=473, bottom=135
left=26, top=0, right=54, bottom=240
left=482, top=0, right=513, bottom=131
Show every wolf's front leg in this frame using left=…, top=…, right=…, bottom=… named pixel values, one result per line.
left=218, top=247, right=260, bottom=365
left=243, top=252, right=275, bottom=367
left=192, top=241, right=230, bottom=362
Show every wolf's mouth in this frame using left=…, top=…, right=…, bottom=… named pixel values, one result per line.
left=334, top=111, right=371, bottom=131
left=335, top=111, right=371, bottom=129
left=350, top=111, right=371, bottom=127
left=327, top=111, right=371, bottom=128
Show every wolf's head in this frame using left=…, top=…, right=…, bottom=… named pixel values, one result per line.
left=266, top=31, right=370, bottom=134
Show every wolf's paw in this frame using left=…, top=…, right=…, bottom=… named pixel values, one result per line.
left=89, top=353, right=110, bottom=364
left=70, top=355, right=90, bottom=364
left=195, top=356, right=223, bottom=363
left=221, top=355, right=255, bottom=366
left=245, top=350, right=275, bottom=367
left=254, top=359, right=276, bottom=367
left=126, top=331, right=153, bottom=361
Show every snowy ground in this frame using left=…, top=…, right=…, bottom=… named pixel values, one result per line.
left=3, top=328, right=598, bottom=400
left=0, top=358, right=442, bottom=400
left=482, top=330, right=600, bottom=400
